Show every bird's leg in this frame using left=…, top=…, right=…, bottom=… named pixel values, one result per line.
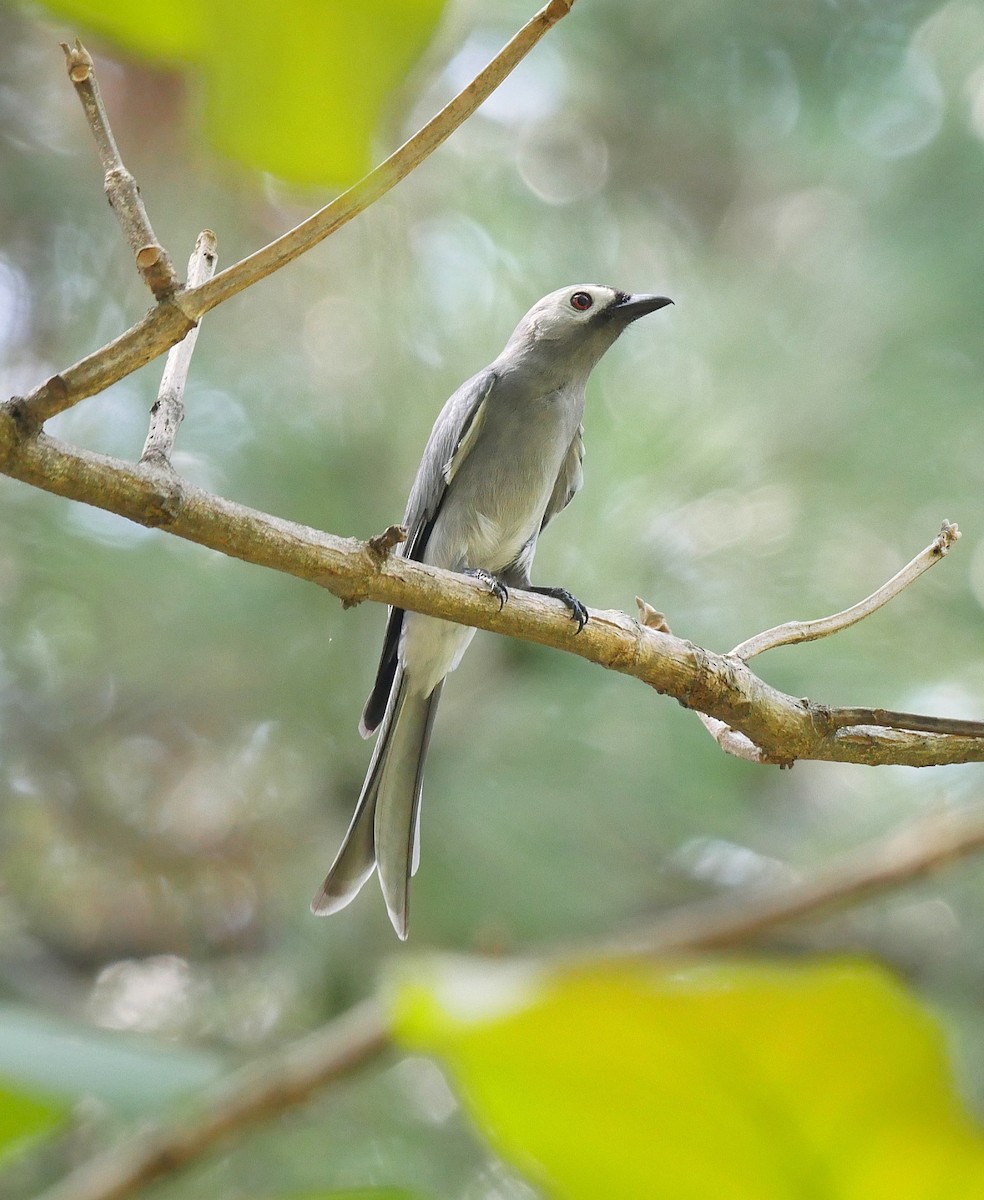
left=463, top=567, right=508, bottom=610
left=525, top=586, right=588, bottom=632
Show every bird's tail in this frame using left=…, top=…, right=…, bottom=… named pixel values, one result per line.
left=311, top=669, right=443, bottom=940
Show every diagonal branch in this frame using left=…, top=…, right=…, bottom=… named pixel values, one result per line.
left=10, top=0, right=578, bottom=428
left=60, top=39, right=178, bottom=301
left=33, top=999, right=389, bottom=1200
left=589, top=802, right=984, bottom=960
left=0, top=408, right=982, bottom=769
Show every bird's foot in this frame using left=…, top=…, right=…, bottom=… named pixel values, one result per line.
left=527, top=586, right=588, bottom=632
left=464, top=568, right=508, bottom=610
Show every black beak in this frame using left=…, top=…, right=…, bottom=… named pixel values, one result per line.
left=612, top=293, right=674, bottom=321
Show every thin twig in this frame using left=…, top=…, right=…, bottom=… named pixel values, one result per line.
left=367, top=524, right=408, bottom=559
left=826, top=708, right=984, bottom=736
left=591, top=803, right=984, bottom=960
left=13, top=0, right=578, bottom=427
left=60, top=40, right=178, bottom=301
left=34, top=1000, right=389, bottom=1200
left=635, top=596, right=671, bottom=634
left=695, top=521, right=966, bottom=761
left=693, top=717, right=779, bottom=764
left=140, top=231, right=218, bottom=467
left=731, top=521, right=961, bottom=661
left=0, top=409, right=982, bottom=769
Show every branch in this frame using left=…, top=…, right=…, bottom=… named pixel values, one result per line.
left=592, top=803, right=984, bottom=960
left=696, top=521, right=969, bottom=763
left=140, top=231, right=218, bottom=467
left=34, top=999, right=389, bottom=1200
left=60, top=40, right=178, bottom=301
left=731, top=521, right=961, bottom=661
left=10, top=0, right=578, bottom=428
left=0, top=411, right=981, bottom=769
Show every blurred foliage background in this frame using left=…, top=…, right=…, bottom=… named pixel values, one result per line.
left=2, top=0, right=984, bottom=1194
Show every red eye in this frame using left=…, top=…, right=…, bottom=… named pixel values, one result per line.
left=570, top=291, right=593, bottom=311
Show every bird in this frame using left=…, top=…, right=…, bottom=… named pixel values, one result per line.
left=311, top=284, right=673, bottom=938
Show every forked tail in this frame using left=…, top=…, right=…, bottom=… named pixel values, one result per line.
left=311, top=669, right=443, bottom=939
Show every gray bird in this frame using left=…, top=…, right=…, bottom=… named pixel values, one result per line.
left=311, top=284, right=672, bottom=938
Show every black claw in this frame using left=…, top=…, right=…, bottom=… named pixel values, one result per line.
left=528, top=586, right=589, bottom=633
left=465, top=568, right=508, bottom=610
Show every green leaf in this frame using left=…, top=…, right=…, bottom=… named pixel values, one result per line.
left=0, top=1081, right=64, bottom=1165
left=35, top=0, right=448, bottom=185
left=392, top=957, right=984, bottom=1199
left=201, top=0, right=446, bottom=186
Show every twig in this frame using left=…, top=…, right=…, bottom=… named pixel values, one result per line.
left=731, top=521, right=960, bottom=661
left=693, top=717, right=778, bottom=765
left=12, top=0, right=578, bottom=427
left=60, top=40, right=178, bottom=301
left=592, top=803, right=984, bottom=960
left=367, top=524, right=408, bottom=559
left=826, top=708, right=984, bottom=736
left=140, top=231, right=218, bottom=467
left=635, top=596, right=671, bottom=634
left=695, top=521, right=967, bottom=761
left=0, top=408, right=982, bottom=769
left=33, top=999, right=389, bottom=1200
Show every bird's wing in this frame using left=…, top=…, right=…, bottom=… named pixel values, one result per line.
left=404, top=368, right=497, bottom=553
left=540, top=423, right=585, bottom=533
left=360, top=370, right=498, bottom=737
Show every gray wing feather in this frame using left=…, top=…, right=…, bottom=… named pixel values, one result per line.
left=403, top=369, right=497, bottom=553
left=360, top=369, right=498, bottom=738
left=540, top=424, right=584, bottom=532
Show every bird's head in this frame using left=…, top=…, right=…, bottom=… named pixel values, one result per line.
left=499, top=285, right=673, bottom=380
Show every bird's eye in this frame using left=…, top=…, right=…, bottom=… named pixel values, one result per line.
left=570, top=291, right=593, bottom=312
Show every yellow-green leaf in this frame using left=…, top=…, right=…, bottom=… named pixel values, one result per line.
left=391, top=957, right=984, bottom=1200
left=0, top=1079, right=65, bottom=1164
left=33, top=0, right=202, bottom=61
left=200, top=0, right=445, bottom=186
left=34, top=0, right=447, bottom=185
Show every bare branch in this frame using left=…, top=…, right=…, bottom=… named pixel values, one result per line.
left=5, top=304, right=196, bottom=435
left=697, top=521, right=970, bottom=762
left=60, top=40, right=178, bottom=301
left=0, top=410, right=981, bottom=769
left=34, top=1000, right=389, bottom=1200
left=140, top=231, right=218, bottom=467
left=731, top=521, right=961, bottom=661
left=591, top=803, right=984, bottom=960
left=12, top=0, right=578, bottom=427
